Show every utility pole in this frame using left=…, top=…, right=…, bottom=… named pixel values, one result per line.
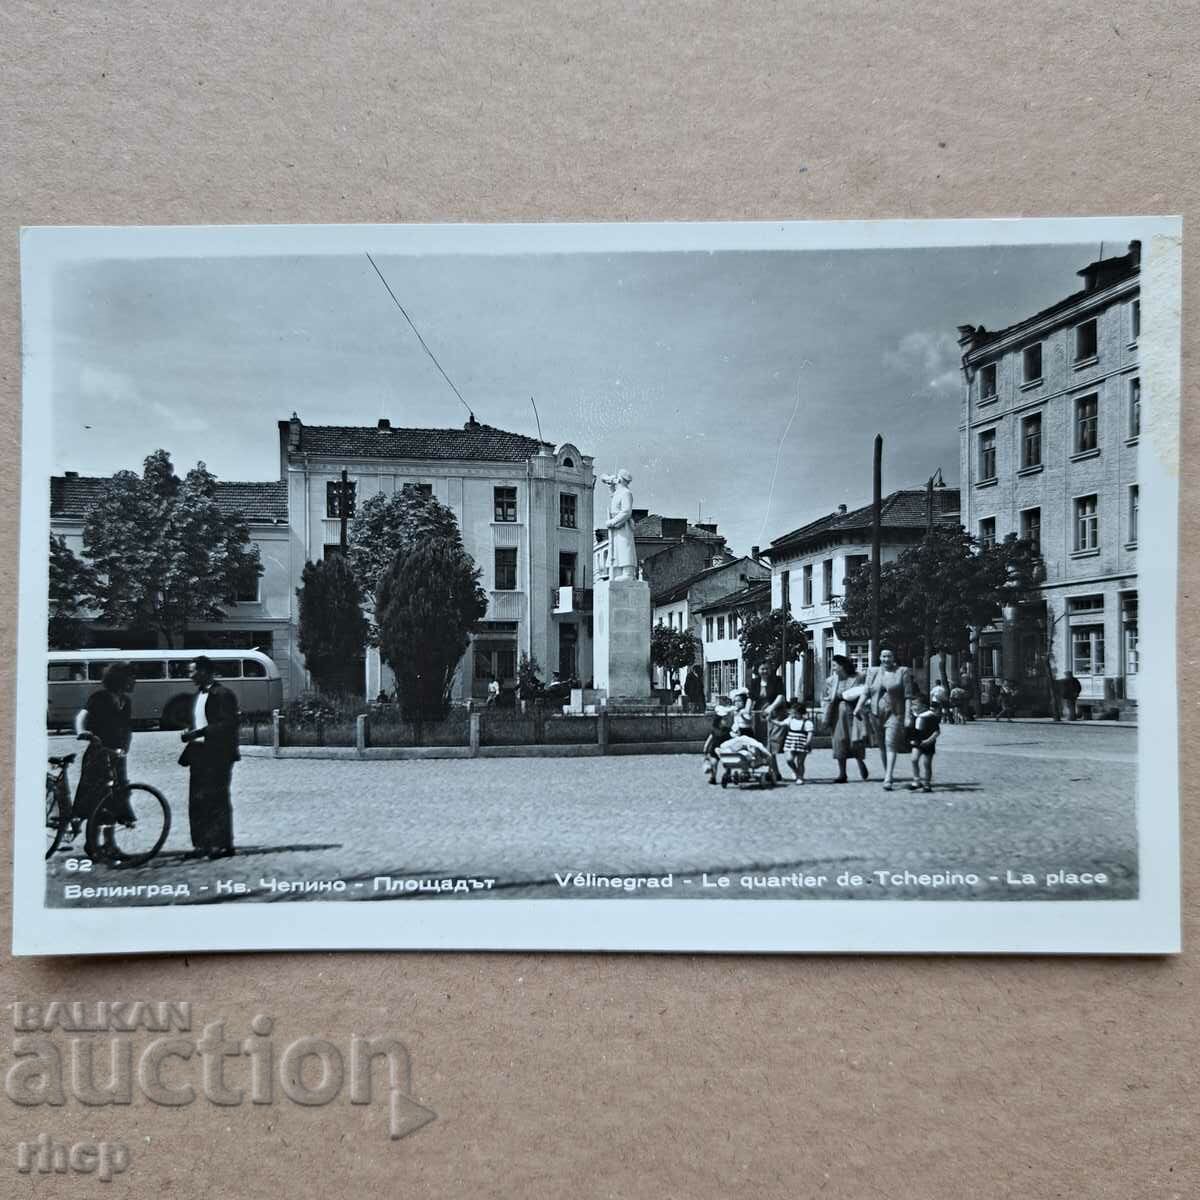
left=870, top=435, right=882, bottom=665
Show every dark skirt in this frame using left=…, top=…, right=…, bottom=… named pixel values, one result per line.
left=829, top=698, right=867, bottom=761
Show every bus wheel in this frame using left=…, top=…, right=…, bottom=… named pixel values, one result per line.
left=160, top=694, right=193, bottom=731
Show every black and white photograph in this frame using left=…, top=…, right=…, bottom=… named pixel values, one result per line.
left=14, top=219, right=1182, bottom=954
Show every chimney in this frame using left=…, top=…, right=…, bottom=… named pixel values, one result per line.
left=1129, top=239, right=1141, bottom=267
left=751, top=545, right=760, bottom=560
left=464, top=413, right=479, bottom=430
left=287, top=412, right=302, bottom=452
left=64, top=470, right=78, bottom=479
left=838, top=504, right=847, bottom=514
left=377, top=418, right=391, bottom=430
left=632, top=508, right=649, bottom=523
left=660, top=517, right=687, bottom=540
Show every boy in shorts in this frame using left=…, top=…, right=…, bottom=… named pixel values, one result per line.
left=908, top=691, right=941, bottom=793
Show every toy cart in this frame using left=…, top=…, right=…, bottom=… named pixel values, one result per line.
left=717, top=745, right=777, bottom=789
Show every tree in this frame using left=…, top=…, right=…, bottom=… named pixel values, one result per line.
left=48, top=535, right=96, bottom=649
left=836, top=526, right=1044, bottom=667
left=296, top=556, right=369, bottom=695
left=375, top=536, right=489, bottom=718
left=517, top=652, right=544, bottom=701
left=347, top=486, right=464, bottom=608
left=737, top=608, right=808, bottom=673
left=81, top=450, right=263, bottom=648
left=651, top=624, right=700, bottom=685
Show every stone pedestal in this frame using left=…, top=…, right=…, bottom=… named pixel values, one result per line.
left=593, top=577, right=652, bottom=703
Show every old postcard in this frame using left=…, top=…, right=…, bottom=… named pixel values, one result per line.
left=13, top=218, right=1182, bottom=953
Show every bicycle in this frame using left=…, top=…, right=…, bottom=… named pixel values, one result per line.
left=45, top=742, right=172, bottom=867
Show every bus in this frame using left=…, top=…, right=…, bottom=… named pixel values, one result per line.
left=47, top=649, right=284, bottom=731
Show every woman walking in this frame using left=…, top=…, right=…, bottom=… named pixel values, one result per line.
left=855, top=647, right=915, bottom=791
left=70, top=661, right=137, bottom=838
left=823, top=654, right=869, bottom=783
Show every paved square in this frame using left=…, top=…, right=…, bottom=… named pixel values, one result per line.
left=45, top=721, right=1138, bottom=905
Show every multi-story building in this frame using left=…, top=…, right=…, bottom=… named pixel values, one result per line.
left=649, top=555, right=769, bottom=689
left=279, top=413, right=594, bottom=700
left=694, top=578, right=771, bottom=697
left=594, top=512, right=727, bottom=593
left=50, top=472, right=293, bottom=658
left=958, top=241, right=1141, bottom=712
left=767, top=487, right=961, bottom=700
left=51, top=413, right=595, bottom=704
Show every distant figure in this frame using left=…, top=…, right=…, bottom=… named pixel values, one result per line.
left=751, top=663, right=787, bottom=784
left=995, top=679, right=1016, bottom=722
left=683, top=663, right=706, bottom=713
left=783, top=699, right=815, bottom=784
left=71, top=661, right=137, bottom=843
left=702, top=704, right=734, bottom=785
left=930, top=679, right=949, bottom=721
left=1062, top=671, right=1083, bottom=721
left=486, top=675, right=501, bottom=707
left=728, top=686, right=754, bottom=736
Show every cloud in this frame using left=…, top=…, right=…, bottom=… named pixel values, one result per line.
left=78, top=365, right=209, bottom=434
left=882, top=330, right=962, bottom=395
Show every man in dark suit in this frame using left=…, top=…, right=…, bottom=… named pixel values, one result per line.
left=178, top=656, right=240, bottom=858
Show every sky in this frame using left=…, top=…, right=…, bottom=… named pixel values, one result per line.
left=51, top=241, right=1098, bottom=556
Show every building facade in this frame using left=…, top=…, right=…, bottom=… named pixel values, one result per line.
left=649, top=556, right=770, bottom=689
left=279, top=414, right=595, bottom=701
left=767, top=487, right=961, bottom=700
left=695, top=579, right=771, bottom=697
left=958, top=241, right=1140, bottom=712
left=50, top=473, right=293, bottom=659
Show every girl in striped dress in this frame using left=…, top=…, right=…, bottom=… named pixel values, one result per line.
left=783, top=699, right=815, bottom=784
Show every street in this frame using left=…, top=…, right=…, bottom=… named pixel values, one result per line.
left=44, top=721, right=1138, bottom=905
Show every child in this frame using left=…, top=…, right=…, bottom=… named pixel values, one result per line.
left=908, top=691, right=941, bottom=792
left=702, top=699, right=734, bottom=784
left=783, top=699, right=815, bottom=784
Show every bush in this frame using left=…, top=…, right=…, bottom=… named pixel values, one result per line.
left=284, top=691, right=363, bottom=730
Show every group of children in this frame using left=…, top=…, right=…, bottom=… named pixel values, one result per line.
left=702, top=689, right=942, bottom=791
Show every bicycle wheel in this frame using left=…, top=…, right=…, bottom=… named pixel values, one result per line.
left=45, top=777, right=70, bottom=859
left=85, top=783, right=171, bottom=867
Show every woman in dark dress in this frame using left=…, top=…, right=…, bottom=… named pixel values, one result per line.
left=823, top=654, right=869, bottom=783
left=70, top=661, right=136, bottom=832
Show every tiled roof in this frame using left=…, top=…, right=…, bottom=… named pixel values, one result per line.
left=651, top=555, right=765, bottom=607
left=695, top=579, right=772, bottom=615
left=770, top=487, right=961, bottom=556
left=51, top=476, right=289, bottom=523
left=291, top=421, right=547, bottom=462
left=632, top=513, right=725, bottom=541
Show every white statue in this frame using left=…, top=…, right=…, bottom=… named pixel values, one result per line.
left=602, top=469, right=637, bottom=581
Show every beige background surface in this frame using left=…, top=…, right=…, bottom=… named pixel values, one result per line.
left=1, top=3, right=1196, bottom=1197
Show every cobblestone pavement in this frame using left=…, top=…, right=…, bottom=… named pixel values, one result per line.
left=44, top=721, right=1139, bottom=906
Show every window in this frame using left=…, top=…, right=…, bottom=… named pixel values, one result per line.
left=168, top=661, right=194, bottom=680
left=802, top=564, right=813, bottom=607
left=979, top=517, right=996, bottom=549
left=412, top=483, right=433, bottom=498
left=822, top=559, right=833, bottom=602
left=130, top=660, right=166, bottom=680
left=562, top=456, right=575, bottom=468
left=494, top=486, right=517, bottom=523
left=846, top=642, right=870, bottom=673
left=242, top=659, right=268, bottom=678
left=1072, top=626, right=1105, bottom=676
left=1075, top=318, right=1098, bottom=362
left=211, top=660, right=242, bottom=679
left=1074, top=494, right=1099, bottom=552
left=326, top=478, right=356, bottom=519
left=559, top=552, right=577, bottom=588
left=729, top=613, right=739, bottom=637
left=1123, top=594, right=1139, bottom=675
left=559, top=492, right=577, bottom=528
left=87, top=662, right=114, bottom=681
left=48, top=662, right=83, bottom=682
left=705, top=617, right=714, bottom=642
left=1074, top=394, right=1098, bottom=453
left=978, top=428, right=997, bottom=481
left=1131, top=298, right=1140, bottom=341
left=1128, top=377, right=1141, bottom=439
left=717, top=615, right=726, bottom=639
left=844, top=555, right=868, bottom=589
left=1021, top=412, right=1042, bottom=469
left=980, top=362, right=997, bottom=400
left=234, top=570, right=260, bottom=603
left=494, top=547, right=517, bottom=590
left=1022, top=343, right=1042, bottom=384
left=1020, top=507, right=1041, bottom=555
left=1129, top=485, right=1139, bottom=545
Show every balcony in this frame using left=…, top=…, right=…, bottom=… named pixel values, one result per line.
left=553, top=586, right=593, bottom=614
left=487, top=591, right=526, bottom=621
left=826, top=594, right=845, bottom=616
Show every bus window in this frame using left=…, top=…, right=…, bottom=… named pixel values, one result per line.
left=48, top=663, right=85, bottom=682
left=87, top=662, right=113, bottom=682
left=168, top=661, right=193, bottom=680
left=131, top=660, right=166, bottom=680
left=212, top=661, right=242, bottom=679
left=242, top=659, right=268, bottom=678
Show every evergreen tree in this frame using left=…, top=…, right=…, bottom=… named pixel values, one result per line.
left=48, top=535, right=95, bottom=649
left=296, top=556, right=369, bottom=695
left=376, top=536, right=489, bottom=718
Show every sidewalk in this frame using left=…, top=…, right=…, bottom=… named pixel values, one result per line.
left=965, top=716, right=1136, bottom=730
